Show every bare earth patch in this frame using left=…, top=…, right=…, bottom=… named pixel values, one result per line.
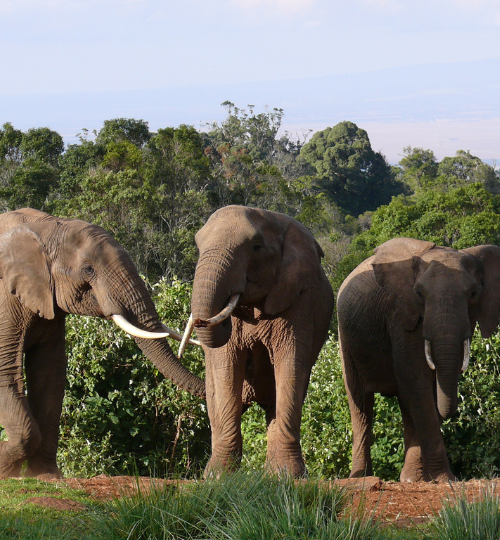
left=18, top=475, right=500, bottom=527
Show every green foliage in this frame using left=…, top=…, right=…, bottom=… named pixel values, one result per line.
left=19, top=127, right=64, bottom=165
left=0, top=122, right=23, bottom=164
left=300, top=121, right=406, bottom=216
left=59, top=279, right=209, bottom=478
left=0, top=161, right=59, bottom=210
left=96, top=118, right=151, bottom=148
left=398, top=146, right=438, bottom=191
left=442, top=328, right=500, bottom=479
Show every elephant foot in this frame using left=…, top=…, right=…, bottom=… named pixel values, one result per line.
left=0, top=443, right=24, bottom=478
left=266, top=448, right=306, bottom=479
left=203, top=454, right=241, bottom=479
left=0, top=462, right=23, bottom=478
left=400, top=465, right=456, bottom=483
left=25, top=463, right=63, bottom=479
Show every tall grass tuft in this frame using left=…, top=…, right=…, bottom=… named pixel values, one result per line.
left=85, top=469, right=384, bottom=540
left=430, top=483, right=500, bottom=540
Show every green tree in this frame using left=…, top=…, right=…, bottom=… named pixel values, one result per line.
left=0, top=161, right=59, bottom=210
left=0, top=122, right=23, bottom=164
left=57, top=136, right=106, bottom=200
left=96, top=118, right=151, bottom=148
left=300, top=121, right=405, bottom=216
left=20, top=127, right=64, bottom=165
left=437, top=150, right=500, bottom=193
left=397, top=146, right=438, bottom=192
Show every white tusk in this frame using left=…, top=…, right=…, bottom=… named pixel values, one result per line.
left=193, top=294, right=240, bottom=328
left=425, top=340, right=436, bottom=370
left=177, top=314, right=195, bottom=359
left=160, top=323, right=201, bottom=347
left=112, top=314, right=170, bottom=339
left=462, top=339, right=470, bottom=373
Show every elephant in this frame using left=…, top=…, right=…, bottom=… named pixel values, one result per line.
left=337, top=237, right=500, bottom=482
left=182, top=205, right=334, bottom=477
left=0, top=208, right=205, bottom=479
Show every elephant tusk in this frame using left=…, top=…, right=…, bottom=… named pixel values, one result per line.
left=177, top=314, right=195, bottom=359
left=425, top=340, right=436, bottom=370
left=160, top=322, right=201, bottom=347
left=112, top=314, right=171, bottom=339
left=462, top=339, right=471, bottom=373
left=193, top=294, right=240, bottom=328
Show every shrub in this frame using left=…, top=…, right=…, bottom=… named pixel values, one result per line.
left=58, top=279, right=209, bottom=478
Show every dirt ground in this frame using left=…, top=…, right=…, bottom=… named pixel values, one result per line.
left=27, top=475, right=497, bottom=527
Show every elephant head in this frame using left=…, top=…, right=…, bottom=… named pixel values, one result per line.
left=372, top=238, right=500, bottom=419
left=190, top=205, right=324, bottom=348
left=0, top=208, right=205, bottom=398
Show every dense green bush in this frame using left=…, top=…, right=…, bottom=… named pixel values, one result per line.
left=443, top=329, right=500, bottom=479
left=58, top=279, right=210, bottom=478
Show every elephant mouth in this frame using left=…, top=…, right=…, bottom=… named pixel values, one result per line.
left=192, top=293, right=240, bottom=328
left=174, top=294, right=240, bottom=358
left=424, top=338, right=471, bottom=373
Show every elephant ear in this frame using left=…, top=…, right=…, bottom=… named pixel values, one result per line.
left=372, top=237, right=436, bottom=331
left=0, top=226, right=55, bottom=319
left=462, top=245, right=500, bottom=338
left=264, top=220, right=324, bottom=315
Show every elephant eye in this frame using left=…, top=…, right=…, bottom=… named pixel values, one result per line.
left=253, top=244, right=263, bottom=252
left=82, top=265, right=95, bottom=280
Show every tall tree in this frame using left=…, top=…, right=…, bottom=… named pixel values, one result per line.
left=398, top=146, right=438, bottom=192
left=96, top=118, right=151, bottom=148
left=20, top=127, right=64, bottom=165
left=300, top=121, right=405, bottom=216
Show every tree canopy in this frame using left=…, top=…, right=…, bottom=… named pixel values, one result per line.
left=299, top=121, right=406, bottom=215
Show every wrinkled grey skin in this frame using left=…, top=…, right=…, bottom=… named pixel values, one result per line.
left=191, top=205, right=334, bottom=477
left=0, top=208, right=205, bottom=479
left=337, top=237, right=500, bottom=482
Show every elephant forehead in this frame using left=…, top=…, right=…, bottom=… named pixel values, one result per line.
left=419, top=259, right=477, bottom=286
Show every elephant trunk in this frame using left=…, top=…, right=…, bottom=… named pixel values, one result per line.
left=135, top=337, right=205, bottom=398
left=191, top=249, right=243, bottom=349
left=427, top=338, right=463, bottom=419
left=112, top=272, right=206, bottom=399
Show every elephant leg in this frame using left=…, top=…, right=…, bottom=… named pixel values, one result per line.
left=394, top=348, right=455, bottom=482
left=265, top=342, right=311, bottom=478
left=204, top=344, right=246, bottom=477
left=0, top=355, right=42, bottom=477
left=341, top=344, right=374, bottom=478
left=23, top=331, right=66, bottom=479
left=398, top=399, right=425, bottom=482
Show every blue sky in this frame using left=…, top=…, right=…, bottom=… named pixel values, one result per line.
left=1, top=0, right=499, bottom=163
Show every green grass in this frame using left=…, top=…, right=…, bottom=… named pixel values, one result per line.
left=429, top=484, right=500, bottom=540
left=3, top=473, right=500, bottom=539
left=0, top=477, right=93, bottom=539
left=85, top=470, right=384, bottom=540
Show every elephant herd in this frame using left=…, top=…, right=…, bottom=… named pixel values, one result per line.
left=0, top=206, right=499, bottom=482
